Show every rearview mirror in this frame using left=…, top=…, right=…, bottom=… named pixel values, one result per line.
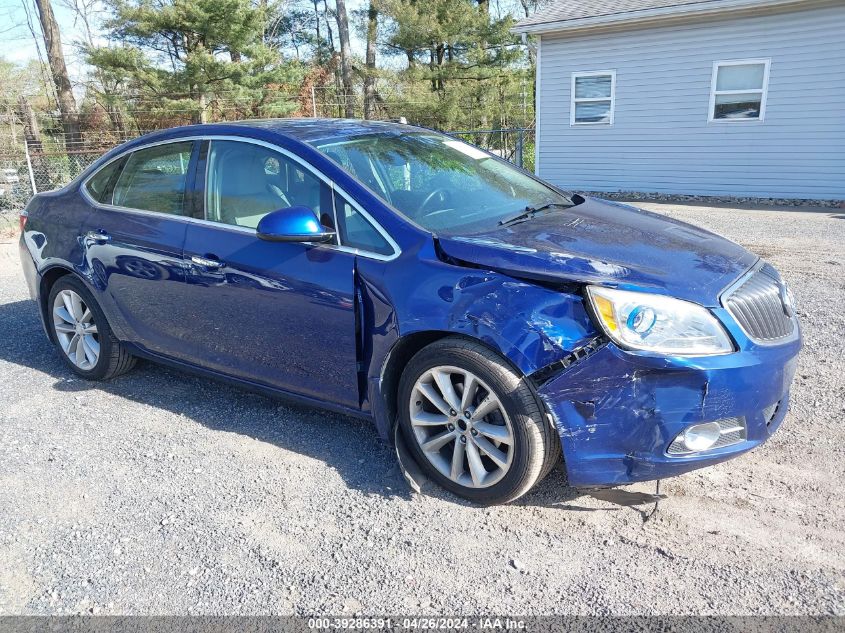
left=256, top=206, right=335, bottom=243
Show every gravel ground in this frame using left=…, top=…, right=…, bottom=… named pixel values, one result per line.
left=0, top=202, right=843, bottom=616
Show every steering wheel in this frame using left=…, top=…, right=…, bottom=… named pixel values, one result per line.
left=419, top=187, right=452, bottom=214
left=267, top=183, right=292, bottom=209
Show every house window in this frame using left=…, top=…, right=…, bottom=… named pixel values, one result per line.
left=709, top=59, right=770, bottom=122
left=571, top=71, right=615, bottom=125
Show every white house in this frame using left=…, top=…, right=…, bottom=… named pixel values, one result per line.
left=513, top=0, right=845, bottom=201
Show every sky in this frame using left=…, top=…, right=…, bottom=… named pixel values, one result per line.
left=0, top=0, right=101, bottom=83
left=0, top=0, right=530, bottom=95
left=0, top=0, right=372, bottom=86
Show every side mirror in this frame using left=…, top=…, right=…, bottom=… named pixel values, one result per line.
left=256, top=206, right=335, bottom=243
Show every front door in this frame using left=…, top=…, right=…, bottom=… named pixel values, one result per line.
left=176, top=139, right=360, bottom=409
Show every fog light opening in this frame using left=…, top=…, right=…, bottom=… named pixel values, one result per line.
left=763, top=401, right=781, bottom=427
left=667, top=417, right=747, bottom=456
left=682, top=422, right=722, bottom=452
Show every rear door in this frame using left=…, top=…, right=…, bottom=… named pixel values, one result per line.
left=80, top=140, right=199, bottom=355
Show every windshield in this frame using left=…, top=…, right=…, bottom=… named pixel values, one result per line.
left=309, top=131, right=573, bottom=233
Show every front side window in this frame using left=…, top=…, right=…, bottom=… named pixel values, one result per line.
left=571, top=71, right=615, bottom=125
left=709, top=59, right=770, bottom=121
left=111, top=142, right=193, bottom=214
left=311, top=132, right=573, bottom=233
left=205, top=140, right=330, bottom=230
left=334, top=193, right=394, bottom=256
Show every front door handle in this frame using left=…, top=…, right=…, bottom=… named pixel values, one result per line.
left=190, top=255, right=224, bottom=269
left=85, top=230, right=111, bottom=243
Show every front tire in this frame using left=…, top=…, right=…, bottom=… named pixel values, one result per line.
left=47, top=276, right=136, bottom=381
left=398, top=337, right=560, bottom=505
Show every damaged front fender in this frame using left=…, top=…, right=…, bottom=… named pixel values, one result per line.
left=394, top=258, right=599, bottom=375
left=359, top=248, right=600, bottom=440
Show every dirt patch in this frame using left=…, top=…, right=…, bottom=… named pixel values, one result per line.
left=0, top=204, right=843, bottom=615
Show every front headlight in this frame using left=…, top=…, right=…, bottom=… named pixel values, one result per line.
left=586, top=286, right=734, bottom=356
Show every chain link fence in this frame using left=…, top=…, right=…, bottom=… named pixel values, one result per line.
left=0, top=151, right=36, bottom=235
left=0, top=145, right=108, bottom=234
left=0, top=124, right=535, bottom=225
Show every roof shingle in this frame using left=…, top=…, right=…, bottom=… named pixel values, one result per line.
left=515, top=0, right=747, bottom=28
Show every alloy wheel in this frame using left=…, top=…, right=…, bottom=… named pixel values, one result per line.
left=52, top=289, right=100, bottom=370
left=409, top=365, right=514, bottom=488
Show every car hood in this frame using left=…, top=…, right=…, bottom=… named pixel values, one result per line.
left=436, top=197, right=757, bottom=307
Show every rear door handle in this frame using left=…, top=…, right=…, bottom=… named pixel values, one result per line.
left=190, top=255, right=224, bottom=269
left=85, top=230, right=111, bottom=243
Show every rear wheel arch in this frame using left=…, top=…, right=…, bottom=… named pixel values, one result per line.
left=39, top=267, right=105, bottom=343
left=39, top=266, right=75, bottom=342
left=46, top=274, right=136, bottom=380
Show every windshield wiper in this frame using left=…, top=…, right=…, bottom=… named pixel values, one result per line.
left=498, top=201, right=574, bottom=227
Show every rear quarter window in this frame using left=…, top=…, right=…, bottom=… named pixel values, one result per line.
left=85, top=159, right=123, bottom=203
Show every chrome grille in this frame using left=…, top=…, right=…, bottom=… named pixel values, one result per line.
left=723, top=264, right=795, bottom=343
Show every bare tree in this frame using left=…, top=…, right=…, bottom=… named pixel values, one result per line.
left=18, top=95, right=54, bottom=189
left=59, top=0, right=129, bottom=137
left=33, top=0, right=83, bottom=157
left=17, top=96, right=44, bottom=155
left=57, top=0, right=100, bottom=43
left=334, top=0, right=354, bottom=118
left=518, top=0, right=552, bottom=18
left=363, top=0, right=377, bottom=119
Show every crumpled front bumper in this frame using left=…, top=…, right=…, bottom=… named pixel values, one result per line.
left=535, top=309, right=801, bottom=487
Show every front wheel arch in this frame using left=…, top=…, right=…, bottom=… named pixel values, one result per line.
left=377, top=331, right=452, bottom=439
left=377, top=331, right=545, bottom=439
left=395, top=335, right=562, bottom=503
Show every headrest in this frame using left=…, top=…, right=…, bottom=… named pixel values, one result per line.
left=218, top=149, right=271, bottom=195
left=325, top=150, right=345, bottom=167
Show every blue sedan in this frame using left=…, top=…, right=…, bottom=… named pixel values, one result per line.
left=18, top=119, right=801, bottom=504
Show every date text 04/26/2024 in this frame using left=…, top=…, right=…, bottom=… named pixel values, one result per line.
left=307, top=618, right=526, bottom=630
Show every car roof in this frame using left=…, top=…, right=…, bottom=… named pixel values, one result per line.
left=81, top=118, right=441, bottom=191
left=154, top=118, right=429, bottom=145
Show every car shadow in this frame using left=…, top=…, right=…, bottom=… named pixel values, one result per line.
left=0, top=298, right=410, bottom=501
left=0, top=297, right=661, bottom=514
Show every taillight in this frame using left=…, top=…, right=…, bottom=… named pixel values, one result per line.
left=19, top=212, right=28, bottom=233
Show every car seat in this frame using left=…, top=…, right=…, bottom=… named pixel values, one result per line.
left=216, top=148, right=289, bottom=228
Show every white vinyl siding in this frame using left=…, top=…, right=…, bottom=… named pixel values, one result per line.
left=534, top=3, right=845, bottom=200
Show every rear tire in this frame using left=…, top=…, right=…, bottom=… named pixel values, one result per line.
left=47, top=275, right=136, bottom=381
left=398, top=337, right=560, bottom=505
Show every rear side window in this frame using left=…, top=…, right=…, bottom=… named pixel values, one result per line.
left=334, top=193, right=394, bottom=256
left=85, top=159, right=123, bottom=203
left=112, top=142, right=193, bottom=214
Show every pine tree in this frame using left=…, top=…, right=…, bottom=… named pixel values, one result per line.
left=87, top=0, right=305, bottom=126
left=378, top=0, right=525, bottom=129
